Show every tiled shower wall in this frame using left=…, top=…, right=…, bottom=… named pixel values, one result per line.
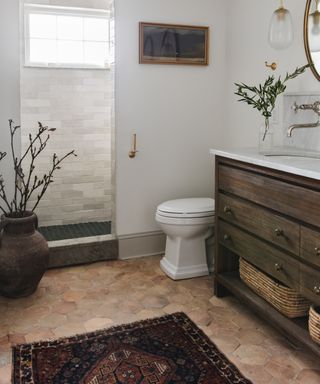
left=20, top=0, right=113, bottom=227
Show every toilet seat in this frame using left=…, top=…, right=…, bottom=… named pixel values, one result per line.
left=155, top=212, right=214, bottom=226
left=157, top=198, right=215, bottom=219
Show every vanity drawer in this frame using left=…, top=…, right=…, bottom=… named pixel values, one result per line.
left=301, top=226, right=320, bottom=268
left=218, top=194, right=299, bottom=255
left=218, top=220, right=300, bottom=290
left=300, top=264, right=320, bottom=305
left=218, top=164, right=320, bottom=227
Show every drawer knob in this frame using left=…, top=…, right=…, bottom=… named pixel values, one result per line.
left=223, top=206, right=232, bottom=214
left=223, top=234, right=231, bottom=242
left=314, top=286, right=320, bottom=295
left=274, top=228, right=284, bottom=237
left=315, top=247, right=320, bottom=256
left=275, top=263, right=283, bottom=271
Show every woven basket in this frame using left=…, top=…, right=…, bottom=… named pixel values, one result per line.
left=309, top=305, right=320, bottom=345
left=239, top=258, right=311, bottom=318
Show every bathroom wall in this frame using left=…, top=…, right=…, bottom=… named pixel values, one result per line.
left=2, top=0, right=318, bottom=254
left=0, top=0, right=21, bottom=203
left=115, top=0, right=228, bottom=246
left=223, top=0, right=320, bottom=149
left=20, top=0, right=113, bottom=226
left=115, top=0, right=320, bottom=258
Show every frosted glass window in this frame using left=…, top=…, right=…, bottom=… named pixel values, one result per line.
left=84, top=42, right=108, bottom=66
left=109, top=18, right=115, bottom=63
left=57, top=16, right=83, bottom=41
left=30, top=39, right=57, bottom=63
left=84, top=18, right=109, bottom=41
left=58, top=41, right=83, bottom=63
left=29, top=14, right=56, bottom=39
left=25, top=5, right=110, bottom=68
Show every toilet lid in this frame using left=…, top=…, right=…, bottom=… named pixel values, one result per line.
left=157, top=198, right=215, bottom=218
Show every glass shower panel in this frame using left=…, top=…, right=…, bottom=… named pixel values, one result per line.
left=21, top=0, right=114, bottom=242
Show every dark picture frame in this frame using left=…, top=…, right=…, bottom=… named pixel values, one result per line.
left=139, top=22, right=209, bottom=65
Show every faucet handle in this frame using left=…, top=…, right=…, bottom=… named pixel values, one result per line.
left=292, top=102, right=299, bottom=114
left=294, top=101, right=320, bottom=115
left=314, top=101, right=320, bottom=116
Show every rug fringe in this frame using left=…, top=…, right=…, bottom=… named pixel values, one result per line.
left=11, top=312, right=188, bottom=349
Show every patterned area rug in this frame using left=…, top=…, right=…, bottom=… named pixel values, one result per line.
left=12, top=312, right=252, bottom=384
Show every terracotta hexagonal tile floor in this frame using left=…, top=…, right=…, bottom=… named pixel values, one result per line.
left=0, top=255, right=319, bottom=383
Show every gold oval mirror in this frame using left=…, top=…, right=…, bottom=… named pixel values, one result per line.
left=304, top=0, right=320, bottom=80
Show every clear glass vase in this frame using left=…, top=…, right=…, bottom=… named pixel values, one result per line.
left=259, top=118, right=274, bottom=155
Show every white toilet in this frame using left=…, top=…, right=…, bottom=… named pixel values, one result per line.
left=155, top=198, right=215, bottom=280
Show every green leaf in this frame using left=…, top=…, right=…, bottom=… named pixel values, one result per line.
left=234, top=64, right=310, bottom=119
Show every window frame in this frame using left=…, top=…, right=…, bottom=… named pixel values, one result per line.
left=24, top=4, right=111, bottom=70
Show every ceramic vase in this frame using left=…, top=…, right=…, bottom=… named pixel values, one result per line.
left=0, top=212, right=49, bottom=298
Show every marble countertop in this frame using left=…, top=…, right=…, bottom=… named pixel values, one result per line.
left=210, top=148, right=320, bottom=181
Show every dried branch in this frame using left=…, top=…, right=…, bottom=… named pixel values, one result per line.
left=31, top=150, right=77, bottom=212
left=19, top=122, right=48, bottom=164
left=0, top=152, right=8, bottom=213
left=20, top=123, right=52, bottom=212
left=0, top=175, right=12, bottom=214
left=9, top=119, right=21, bottom=212
left=0, top=120, right=76, bottom=216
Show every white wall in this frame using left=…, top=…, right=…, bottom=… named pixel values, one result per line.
left=223, top=0, right=320, bottom=149
left=115, top=0, right=227, bottom=236
left=0, top=0, right=21, bottom=204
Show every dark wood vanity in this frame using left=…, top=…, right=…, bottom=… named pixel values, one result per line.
left=214, top=155, right=320, bottom=357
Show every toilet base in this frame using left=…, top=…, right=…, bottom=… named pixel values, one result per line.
left=160, top=257, right=209, bottom=280
left=160, top=233, right=210, bottom=280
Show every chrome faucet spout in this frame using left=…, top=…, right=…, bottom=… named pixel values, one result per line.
left=287, top=120, right=320, bottom=137
left=287, top=100, right=320, bottom=137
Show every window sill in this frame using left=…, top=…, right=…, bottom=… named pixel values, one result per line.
left=23, top=63, right=111, bottom=70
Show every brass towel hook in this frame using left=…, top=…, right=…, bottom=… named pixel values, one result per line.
left=129, top=133, right=138, bottom=158
left=265, top=61, right=277, bottom=71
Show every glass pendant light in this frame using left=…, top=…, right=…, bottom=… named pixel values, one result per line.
left=268, top=0, right=294, bottom=49
left=309, top=0, right=320, bottom=52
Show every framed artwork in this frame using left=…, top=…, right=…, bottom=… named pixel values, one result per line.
left=139, top=22, right=209, bottom=65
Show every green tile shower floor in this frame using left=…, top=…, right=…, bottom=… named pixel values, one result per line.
left=38, top=221, right=112, bottom=241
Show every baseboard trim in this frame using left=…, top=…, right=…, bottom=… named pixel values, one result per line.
left=118, top=230, right=166, bottom=260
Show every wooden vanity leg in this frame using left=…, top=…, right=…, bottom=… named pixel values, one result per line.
left=214, top=279, right=229, bottom=297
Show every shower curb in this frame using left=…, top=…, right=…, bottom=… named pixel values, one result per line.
left=48, top=237, right=118, bottom=268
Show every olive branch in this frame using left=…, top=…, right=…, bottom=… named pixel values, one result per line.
left=235, top=64, right=311, bottom=139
